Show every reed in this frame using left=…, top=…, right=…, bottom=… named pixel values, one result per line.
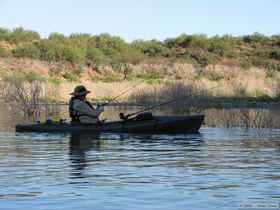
left=205, top=108, right=280, bottom=128
left=129, top=81, right=210, bottom=113
left=0, top=76, right=42, bottom=121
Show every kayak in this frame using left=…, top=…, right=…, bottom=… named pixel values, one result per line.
left=15, top=114, right=205, bottom=134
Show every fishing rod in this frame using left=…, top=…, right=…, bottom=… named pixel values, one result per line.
left=108, top=82, right=143, bottom=104
left=120, top=85, right=219, bottom=120
left=96, top=81, right=143, bottom=106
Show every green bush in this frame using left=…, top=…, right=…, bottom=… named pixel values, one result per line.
left=48, top=76, right=62, bottom=85
left=48, top=32, right=66, bottom=41
left=2, top=27, right=280, bottom=77
left=184, top=48, right=218, bottom=67
left=90, top=76, right=99, bottom=82
left=165, top=34, right=209, bottom=49
left=208, top=36, right=234, bottom=57
left=6, top=27, right=40, bottom=44
left=135, top=71, right=162, bottom=84
left=12, top=44, right=41, bottom=59
left=0, top=27, right=10, bottom=41
left=242, top=32, right=269, bottom=45
left=0, top=47, right=9, bottom=57
left=269, top=49, right=280, bottom=60
left=62, top=72, right=79, bottom=82
left=12, top=72, right=45, bottom=82
left=120, top=47, right=144, bottom=65
left=24, top=72, right=45, bottom=82
left=132, top=40, right=169, bottom=57
left=100, top=74, right=121, bottom=83
left=104, top=48, right=122, bottom=67
left=35, top=41, right=60, bottom=62
left=86, top=47, right=106, bottom=68
left=63, top=46, right=85, bottom=63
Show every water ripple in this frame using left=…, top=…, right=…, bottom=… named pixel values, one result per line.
left=0, top=128, right=280, bottom=210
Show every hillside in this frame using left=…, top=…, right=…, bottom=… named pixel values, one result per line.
left=1, top=27, right=280, bottom=101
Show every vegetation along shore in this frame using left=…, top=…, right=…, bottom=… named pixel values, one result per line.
left=1, top=27, right=280, bottom=103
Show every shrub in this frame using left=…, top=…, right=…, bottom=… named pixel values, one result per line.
left=23, top=72, right=45, bottom=82
left=0, top=76, right=42, bottom=120
left=0, top=27, right=10, bottom=41
left=165, top=34, right=209, bottom=49
left=48, top=32, right=66, bottom=41
left=203, top=70, right=224, bottom=81
left=6, top=27, right=40, bottom=44
left=48, top=76, right=62, bottom=85
left=184, top=48, right=218, bottom=67
left=62, top=72, right=79, bottom=82
left=63, top=46, right=85, bottom=63
left=101, top=74, right=122, bottom=83
left=12, top=44, right=41, bottom=59
left=135, top=71, right=162, bottom=84
left=73, top=64, right=84, bottom=75
left=120, top=47, right=144, bottom=65
left=9, top=72, right=45, bottom=82
left=165, top=34, right=192, bottom=48
left=31, top=41, right=53, bottom=61
left=233, top=82, right=248, bottom=97
left=90, top=76, right=99, bottom=82
left=269, top=49, right=280, bottom=60
left=2, top=27, right=280, bottom=77
left=103, top=48, right=122, bottom=67
left=208, top=36, right=234, bottom=57
left=242, top=32, right=269, bottom=45
left=132, top=40, right=169, bottom=57
left=0, top=47, right=9, bottom=57
left=86, top=47, right=106, bottom=68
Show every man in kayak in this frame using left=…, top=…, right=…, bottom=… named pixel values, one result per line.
left=69, top=85, right=104, bottom=124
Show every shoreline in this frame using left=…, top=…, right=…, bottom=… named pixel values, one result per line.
left=30, top=98, right=280, bottom=109
left=1, top=56, right=280, bottom=102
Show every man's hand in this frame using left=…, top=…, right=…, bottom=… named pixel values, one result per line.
left=96, top=102, right=106, bottom=111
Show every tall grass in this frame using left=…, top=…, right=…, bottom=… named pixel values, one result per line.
left=0, top=76, right=42, bottom=120
left=0, top=74, right=61, bottom=121
left=129, top=82, right=209, bottom=113
left=205, top=108, right=279, bottom=128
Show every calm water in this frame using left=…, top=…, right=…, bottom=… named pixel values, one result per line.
left=0, top=128, right=280, bottom=210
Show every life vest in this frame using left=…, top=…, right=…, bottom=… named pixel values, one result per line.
left=69, top=97, right=79, bottom=123
left=69, top=97, right=96, bottom=123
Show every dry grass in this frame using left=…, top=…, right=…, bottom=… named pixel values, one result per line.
left=205, top=108, right=280, bottom=128
left=0, top=77, right=42, bottom=120
left=0, top=56, right=280, bottom=101
left=129, top=81, right=206, bottom=102
left=58, top=80, right=153, bottom=101
left=129, top=81, right=210, bottom=113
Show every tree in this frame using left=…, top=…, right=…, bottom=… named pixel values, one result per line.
left=12, top=44, right=41, bottom=59
left=86, top=47, right=106, bottom=69
left=132, top=40, right=169, bottom=57
left=0, top=27, right=10, bottom=41
left=7, top=27, right=40, bottom=44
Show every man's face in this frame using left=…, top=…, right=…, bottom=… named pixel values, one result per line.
left=81, top=95, right=86, bottom=100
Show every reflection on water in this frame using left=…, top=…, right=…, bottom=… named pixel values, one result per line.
left=0, top=128, right=280, bottom=210
left=69, top=133, right=101, bottom=179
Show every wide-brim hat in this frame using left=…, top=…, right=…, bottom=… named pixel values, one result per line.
left=70, top=85, right=91, bottom=96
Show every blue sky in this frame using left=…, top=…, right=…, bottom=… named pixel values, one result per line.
left=0, top=0, right=279, bottom=41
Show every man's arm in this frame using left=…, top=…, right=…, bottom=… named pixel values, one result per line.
left=73, top=100, right=103, bottom=118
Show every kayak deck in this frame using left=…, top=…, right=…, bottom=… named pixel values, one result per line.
left=16, top=114, right=205, bottom=134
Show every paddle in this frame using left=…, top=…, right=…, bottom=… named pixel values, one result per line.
left=120, top=85, right=219, bottom=120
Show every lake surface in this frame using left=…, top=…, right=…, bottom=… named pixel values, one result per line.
left=1, top=128, right=280, bottom=210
